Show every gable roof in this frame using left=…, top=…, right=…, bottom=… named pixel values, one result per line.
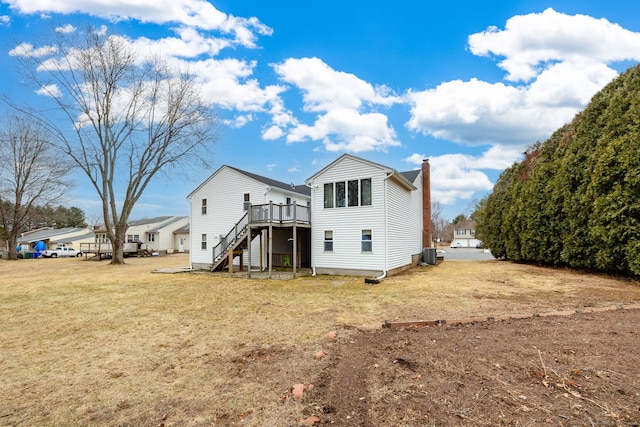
left=227, top=166, right=311, bottom=197
left=18, top=227, right=92, bottom=244
left=306, top=154, right=417, bottom=191
left=400, top=169, right=420, bottom=184
left=146, top=216, right=188, bottom=233
left=188, top=165, right=311, bottom=199
left=454, top=219, right=476, bottom=230
left=127, top=216, right=175, bottom=227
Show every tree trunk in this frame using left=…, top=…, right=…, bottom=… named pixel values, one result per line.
left=110, top=230, right=126, bottom=265
left=7, top=228, right=19, bottom=261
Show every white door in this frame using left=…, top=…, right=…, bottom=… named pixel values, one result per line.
left=179, top=238, right=185, bottom=253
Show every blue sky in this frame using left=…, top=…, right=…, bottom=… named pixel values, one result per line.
left=1, top=1, right=640, bottom=223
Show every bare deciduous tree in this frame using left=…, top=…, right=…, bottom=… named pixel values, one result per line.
left=431, top=199, right=450, bottom=245
left=0, top=116, right=70, bottom=260
left=12, top=27, right=218, bottom=264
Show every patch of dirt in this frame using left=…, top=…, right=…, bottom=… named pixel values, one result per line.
left=303, top=308, right=640, bottom=426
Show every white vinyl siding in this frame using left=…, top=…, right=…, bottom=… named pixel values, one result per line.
left=309, top=156, right=386, bottom=273
left=124, top=216, right=189, bottom=253
left=385, top=176, right=422, bottom=270
left=189, top=166, right=310, bottom=268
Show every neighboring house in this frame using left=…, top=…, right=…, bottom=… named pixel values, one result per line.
left=173, top=223, right=190, bottom=253
left=17, top=227, right=95, bottom=251
left=305, top=154, right=429, bottom=277
left=452, top=220, right=480, bottom=248
left=188, top=166, right=312, bottom=271
left=92, top=216, right=189, bottom=254
left=188, top=154, right=432, bottom=277
left=130, top=216, right=189, bottom=254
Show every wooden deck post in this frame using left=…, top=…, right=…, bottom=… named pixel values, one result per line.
left=259, top=233, right=263, bottom=272
left=268, top=202, right=273, bottom=279
left=293, top=203, right=297, bottom=277
left=227, top=248, right=233, bottom=273
left=247, top=225, right=252, bottom=278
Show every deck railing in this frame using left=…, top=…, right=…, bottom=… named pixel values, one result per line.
left=211, top=202, right=311, bottom=268
left=248, top=202, right=311, bottom=224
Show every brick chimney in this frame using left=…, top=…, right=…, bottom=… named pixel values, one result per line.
left=422, top=159, right=432, bottom=249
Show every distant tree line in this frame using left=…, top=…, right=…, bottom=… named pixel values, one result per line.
left=475, top=64, right=640, bottom=276
left=0, top=203, right=86, bottom=237
left=25, top=205, right=86, bottom=230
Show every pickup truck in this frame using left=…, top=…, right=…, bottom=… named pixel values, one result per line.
left=42, top=247, right=83, bottom=258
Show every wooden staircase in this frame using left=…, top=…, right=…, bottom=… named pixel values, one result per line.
left=210, top=212, right=259, bottom=272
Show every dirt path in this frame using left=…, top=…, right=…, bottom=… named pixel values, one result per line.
left=305, top=308, right=640, bottom=426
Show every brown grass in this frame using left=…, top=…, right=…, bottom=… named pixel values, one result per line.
left=1, top=255, right=639, bottom=426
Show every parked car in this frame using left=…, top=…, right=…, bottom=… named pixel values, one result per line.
left=450, top=241, right=462, bottom=248
left=42, top=247, right=83, bottom=258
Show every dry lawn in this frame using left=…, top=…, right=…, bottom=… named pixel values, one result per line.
left=1, top=255, right=639, bottom=426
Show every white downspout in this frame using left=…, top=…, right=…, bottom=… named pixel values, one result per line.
left=376, top=177, right=388, bottom=280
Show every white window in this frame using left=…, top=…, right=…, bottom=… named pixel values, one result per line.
left=126, top=234, right=140, bottom=243
left=201, top=198, right=207, bottom=215
left=201, top=234, right=207, bottom=250
left=324, top=183, right=334, bottom=208
left=324, top=179, right=372, bottom=208
left=147, top=233, right=155, bottom=242
left=360, top=178, right=372, bottom=206
left=243, top=193, right=251, bottom=211
left=335, top=182, right=346, bottom=207
left=362, top=229, right=372, bottom=252
left=324, top=230, right=333, bottom=252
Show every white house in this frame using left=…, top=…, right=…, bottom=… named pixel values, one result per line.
left=17, top=227, right=95, bottom=251
left=187, top=166, right=311, bottom=271
left=91, top=216, right=189, bottom=255
left=188, top=155, right=432, bottom=277
left=132, top=216, right=190, bottom=253
left=452, top=219, right=481, bottom=248
left=305, top=154, right=429, bottom=277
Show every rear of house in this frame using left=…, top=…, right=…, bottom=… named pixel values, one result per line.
left=188, top=166, right=311, bottom=270
left=306, top=154, right=424, bottom=277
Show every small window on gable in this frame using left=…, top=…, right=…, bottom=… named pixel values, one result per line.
left=324, top=230, right=333, bottom=252
left=362, top=229, right=372, bottom=252
left=243, top=193, right=250, bottom=211
left=324, top=183, right=334, bottom=208
left=201, top=198, right=207, bottom=215
left=361, top=178, right=372, bottom=206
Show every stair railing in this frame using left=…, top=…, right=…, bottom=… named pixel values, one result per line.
left=211, top=211, right=249, bottom=265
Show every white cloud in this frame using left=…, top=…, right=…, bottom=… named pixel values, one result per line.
left=129, top=27, right=232, bottom=58
left=0, top=15, right=10, bottom=26
left=55, top=23, right=75, bottom=33
left=274, top=57, right=399, bottom=112
left=407, top=9, right=636, bottom=148
left=35, top=83, right=61, bottom=97
left=404, top=146, right=521, bottom=205
left=469, top=8, right=640, bottom=82
left=262, top=125, right=283, bottom=140
left=189, top=58, right=285, bottom=113
left=8, top=42, right=57, bottom=57
left=273, top=57, right=401, bottom=152
left=3, top=0, right=272, bottom=47
left=287, top=108, right=399, bottom=152
left=222, top=114, right=253, bottom=128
